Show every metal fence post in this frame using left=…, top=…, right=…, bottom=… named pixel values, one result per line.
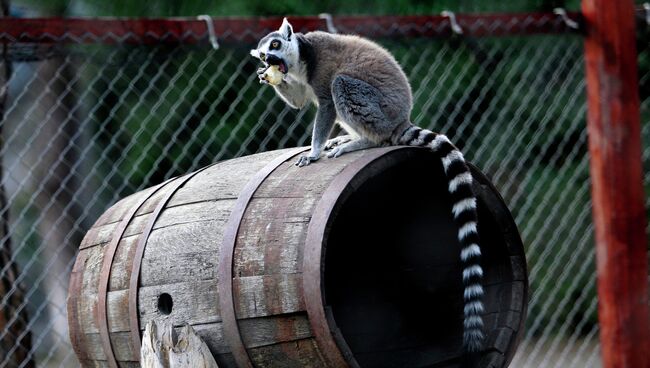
left=582, top=0, right=650, bottom=367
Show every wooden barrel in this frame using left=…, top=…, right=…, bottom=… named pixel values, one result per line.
left=67, top=146, right=528, bottom=368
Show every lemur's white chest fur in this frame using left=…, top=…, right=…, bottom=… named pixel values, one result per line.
left=286, top=62, right=318, bottom=105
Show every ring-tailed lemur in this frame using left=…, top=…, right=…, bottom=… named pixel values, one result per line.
left=251, top=18, right=485, bottom=357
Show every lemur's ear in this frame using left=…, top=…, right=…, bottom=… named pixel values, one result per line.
left=279, top=17, right=293, bottom=41
left=250, top=49, right=261, bottom=59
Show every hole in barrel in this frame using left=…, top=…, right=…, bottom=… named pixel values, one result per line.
left=157, top=293, right=173, bottom=315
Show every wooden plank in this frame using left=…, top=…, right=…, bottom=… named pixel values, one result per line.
left=213, top=353, right=238, bottom=368
left=140, top=251, right=219, bottom=287
left=232, top=153, right=352, bottom=282
left=233, top=274, right=305, bottom=319
left=124, top=322, right=231, bottom=358
left=137, top=280, right=222, bottom=328
left=144, top=219, right=226, bottom=256
left=77, top=235, right=137, bottom=293
left=149, top=200, right=233, bottom=232
left=481, top=258, right=515, bottom=286
left=501, top=281, right=525, bottom=313
left=170, top=150, right=282, bottom=202
left=79, top=235, right=136, bottom=293
left=118, top=361, right=141, bottom=368
left=108, top=236, right=138, bottom=291
left=166, top=320, right=310, bottom=356
left=489, top=327, right=515, bottom=355
left=582, top=1, right=650, bottom=367
left=78, top=243, right=106, bottom=346
left=81, top=200, right=234, bottom=250
left=239, top=313, right=313, bottom=349
left=247, top=338, right=328, bottom=368
left=166, top=316, right=314, bottom=355
left=111, top=223, right=224, bottom=292
left=479, top=352, right=505, bottom=368
left=84, top=317, right=313, bottom=363
left=90, top=149, right=280, bottom=229
left=79, top=280, right=221, bottom=334
left=189, top=323, right=228, bottom=354
left=253, top=153, right=357, bottom=198
left=69, top=249, right=91, bottom=361
left=81, top=332, right=136, bottom=361
left=253, top=172, right=332, bottom=199
left=80, top=217, right=146, bottom=250
left=78, top=360, right=140, bottom=368
left=234, top=197, right=314, bottom=277
left=92, top=186, right=157, bottom=229
left=79, top=227, right=112, bottom=251
left=510, top=255, right=527, bottom=282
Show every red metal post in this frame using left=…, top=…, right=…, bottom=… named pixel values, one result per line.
left=582, top=0, right=650, bottom=367
left=0, top=13, right=579, bottom=45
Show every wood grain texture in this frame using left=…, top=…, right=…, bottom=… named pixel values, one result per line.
left=239, top=314, right=313, bottom=348
left=81, top=332, right=137, bottom=361
left=247, top=338, right=328, bottom=368
left=233, top=274, right=306, bottom=319
left=582, top=1, right=650, bottom=367
left=80, top=281, right=222, bottom=336
left=82, top=200, right=234, bottom=250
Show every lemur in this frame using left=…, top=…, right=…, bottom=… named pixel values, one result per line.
left=251, top=18, right=485, bottom=358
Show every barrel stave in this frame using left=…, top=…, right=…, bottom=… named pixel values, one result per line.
left=247, top=338, right=328, bottom=368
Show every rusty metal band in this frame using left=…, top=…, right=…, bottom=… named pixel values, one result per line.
left=303, top=146, right=409, bottom=368
left=218, top=147, right=309, bottom=368
left=128, top=164, right=217, bottom=360
left=96, top=179, right=173, bottom=368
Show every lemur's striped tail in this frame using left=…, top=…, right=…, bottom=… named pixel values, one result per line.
left=394, top=124, right=485, bottom=354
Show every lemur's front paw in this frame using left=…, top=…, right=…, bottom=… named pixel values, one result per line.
left=295, top=154, right=319, bottom=167
left=257, top=65, right=283, bottom=86
left=325, top=135, right=352, bottom=150
left=257, top=66, right=270, bottom=85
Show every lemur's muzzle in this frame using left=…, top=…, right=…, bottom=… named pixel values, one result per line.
left=265, top=54, right=288, bottom=74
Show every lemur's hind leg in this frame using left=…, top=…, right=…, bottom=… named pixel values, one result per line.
left=330, top=75, right=399, bottom=158
left=324, top=134, right=353, bottom=150
left=327, top=137, right=379, bottom=158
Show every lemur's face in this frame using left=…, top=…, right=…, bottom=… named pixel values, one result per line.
left=250, top=18, right=299, bottom=75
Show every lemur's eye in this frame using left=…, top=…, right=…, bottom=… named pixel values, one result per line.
left=260, top=52, right=266, bottom=61
left=270, top=40, right=281, bottom=50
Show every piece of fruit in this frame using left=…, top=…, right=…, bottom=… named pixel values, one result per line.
left=264, top=65, right=283, bottom=86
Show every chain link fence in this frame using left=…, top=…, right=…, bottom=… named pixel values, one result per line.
left=0, top=13, right=648, bottom=368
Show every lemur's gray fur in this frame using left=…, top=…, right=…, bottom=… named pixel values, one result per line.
left=251, top=18, right=485, bottom=356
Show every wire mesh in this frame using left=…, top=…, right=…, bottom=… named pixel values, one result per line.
left=0, top=14, right=647, bottom=368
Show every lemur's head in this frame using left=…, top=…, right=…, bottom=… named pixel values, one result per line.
left=250, top=18, right=299, bottom=75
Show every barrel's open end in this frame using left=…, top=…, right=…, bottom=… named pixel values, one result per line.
left=320, top=149, right=526, bottom=368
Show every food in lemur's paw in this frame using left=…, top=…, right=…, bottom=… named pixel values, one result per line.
left=263, top=65, right=283, bottom=85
